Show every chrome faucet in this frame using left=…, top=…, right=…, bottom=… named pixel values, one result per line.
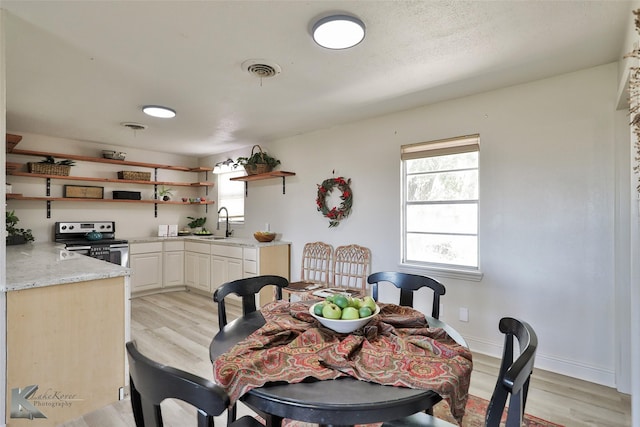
left=217, top=206, right=232, bottom=237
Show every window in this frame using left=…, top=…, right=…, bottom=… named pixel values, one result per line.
left=401, top=135, right=479, bottom=270
left=217, top=169, right=245, bottom=223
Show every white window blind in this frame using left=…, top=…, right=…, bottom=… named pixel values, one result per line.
left=401, top=134, right=480, bottom=270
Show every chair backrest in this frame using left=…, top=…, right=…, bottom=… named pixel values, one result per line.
left=126, top=340, right=229, bottom=427
left=213, top=275, right=289, bottom=327
left=367, top=271, right=446, bottom=319
left=332, top=244, right=371, bottom=293
left=301, top=241, right=333, bottom=284
left=486, top=317, right=538, bottom=427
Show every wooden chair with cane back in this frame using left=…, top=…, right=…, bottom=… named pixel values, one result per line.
left=282, top=241, right=333, bottom=300
left=331, top=244, right=371, bottom=297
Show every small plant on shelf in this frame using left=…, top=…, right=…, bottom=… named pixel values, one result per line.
left=157, top=186, right=173, bottom=201
left=6, top=210, right=34, bottom=245
left=38, top=155, right=76, bottom=166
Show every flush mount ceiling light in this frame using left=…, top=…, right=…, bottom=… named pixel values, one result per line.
left=312, top=14, right=365, bottom=49
left=142, top=105, right=176, bottom=118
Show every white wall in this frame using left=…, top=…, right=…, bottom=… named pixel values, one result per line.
left=5, top=134, right=217, bottom=241
left=241, top=63, right=623, bottom=387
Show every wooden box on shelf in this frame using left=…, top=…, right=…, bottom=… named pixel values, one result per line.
left=117, top=171, right=151, bottom=181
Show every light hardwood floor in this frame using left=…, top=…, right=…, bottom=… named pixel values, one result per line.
left=60, top=291, right=631, bottom=427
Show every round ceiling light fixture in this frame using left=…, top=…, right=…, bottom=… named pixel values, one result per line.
left=312, top=14, right=365, bottom=49
left=142, top=105, right=176, bottom=118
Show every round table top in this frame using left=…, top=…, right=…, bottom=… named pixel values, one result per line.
left=210, top=308, right=467, bottom=426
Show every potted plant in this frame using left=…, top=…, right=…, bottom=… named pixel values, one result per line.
left=235, top=145, right=280, bottom=175
left=158, top=186, right=173, bottom=201
left=6, top=210, right=34, bottom=245
left=187, top=216, right=208, bottom=233
left=28, top=155, right=76, bottom=176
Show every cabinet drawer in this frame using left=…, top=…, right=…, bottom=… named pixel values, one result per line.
left=211, top=245, right=243, bottom=258
left=130, top=242, right=163, bottom=254
left=185, top=241, right=211, bottom=254
left=243, top=247, right=257, bottom=261
left=244, top=260, right=257, bottom=274
left=164, top=240, right=185, bottom=251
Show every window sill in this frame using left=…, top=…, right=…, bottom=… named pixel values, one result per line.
left=398, top=263, right=483, bottom=282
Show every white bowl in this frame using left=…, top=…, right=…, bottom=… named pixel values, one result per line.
left=309, top=303, right=380, bottom=333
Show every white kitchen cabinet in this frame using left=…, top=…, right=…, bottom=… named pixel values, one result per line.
left=163, top=240, right=184, bottom=288
left=185, top=241, right=211, bottom=292
left=130, top=242, right=163, bottom=292
left=211, top=245, right=244, bottom=294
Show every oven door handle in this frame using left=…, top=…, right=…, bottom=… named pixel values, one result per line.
left=67, top=246, right=92, bottom=250
left=110, top=243, right=129, bottom=249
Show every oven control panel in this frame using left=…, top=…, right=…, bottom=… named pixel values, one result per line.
left=56, top=221, right=115, bottom=234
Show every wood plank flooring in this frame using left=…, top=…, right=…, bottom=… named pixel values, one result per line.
left=60, top=291, right=631, bottom=427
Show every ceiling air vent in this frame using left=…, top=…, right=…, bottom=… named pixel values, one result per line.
left=121, top=122, right=148, bottom=131
left=242, top=59, right=282, bottom=80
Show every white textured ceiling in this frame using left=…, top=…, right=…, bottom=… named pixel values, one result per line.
left=2, top=1, right=633, bottom=156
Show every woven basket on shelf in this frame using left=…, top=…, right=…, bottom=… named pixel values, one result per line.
left=243, top=145, right=274, bottom=175
left=118, top=171, right=151, bottom=181
left=244, top=163, right=272, bottom=175
left=28, top=162, right=71, bottom=176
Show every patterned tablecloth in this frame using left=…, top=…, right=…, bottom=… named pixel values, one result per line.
left=213, top=300, right=473, bottom=424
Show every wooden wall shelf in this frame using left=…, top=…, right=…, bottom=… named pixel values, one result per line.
left=9, top=148, right=212, bottom=172
left=230, top=171, right=296, bottom=196
left=8, top=170, right=214, bottom=187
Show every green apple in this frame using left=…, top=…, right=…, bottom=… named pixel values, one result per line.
left=362, top=296, right=377, bottom=311
left=333, top=295, right=349, bottom=309
left=322, top=303, right=342, bottom=319
left=349, top=297, right=362, bottom=309
left=341, top=306, right=359, bottom=320
left=358, top=306, right=373, bottom=318
left=313, top=303, right=325, bottom=316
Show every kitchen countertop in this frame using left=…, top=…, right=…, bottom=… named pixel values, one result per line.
left=126, top=235, right=291, bottom=248
left=5, top=242, right=131, bottom=292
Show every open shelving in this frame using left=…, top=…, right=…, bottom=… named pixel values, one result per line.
left=5, top=140, right=215, bottom=218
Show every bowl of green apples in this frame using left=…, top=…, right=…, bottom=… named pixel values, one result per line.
left=309, top=295, right=380, bottom=333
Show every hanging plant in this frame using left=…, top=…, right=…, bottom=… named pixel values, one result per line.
left=316, top=176, right=353, bottom=227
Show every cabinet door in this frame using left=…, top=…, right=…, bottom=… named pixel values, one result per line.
left=163, top=250, right=184, bottom=287
left=195, top=253, right=211, bottom=292
left=131, top=252, right=163, bottom=292
left=211, top=255, right=227, bottom=292
left=184, top=252, right=198, bottom=288
left=228, top=257, right=243, bottom=282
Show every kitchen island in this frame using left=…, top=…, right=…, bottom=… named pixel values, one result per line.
left=3, top=243, right=130, bottom=426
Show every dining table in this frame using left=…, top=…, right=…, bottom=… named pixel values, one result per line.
left=210, top=300, right=472, bottom=427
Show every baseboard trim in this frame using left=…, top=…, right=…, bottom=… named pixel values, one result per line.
left=466, top=336, right=617, bottom=388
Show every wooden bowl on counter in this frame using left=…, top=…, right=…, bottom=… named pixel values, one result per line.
left=254, top=231, right=276, bottom=242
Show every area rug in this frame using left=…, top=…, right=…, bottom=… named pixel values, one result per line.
left=432, top=394, right=564, bottom=427
left=277, top=394, right=564, bottom=427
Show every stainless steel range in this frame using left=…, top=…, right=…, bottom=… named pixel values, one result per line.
left=54, top=221, right=129, bottom=267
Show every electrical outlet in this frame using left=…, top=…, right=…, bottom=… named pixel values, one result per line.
left=459, top=307, right=469, bottom=322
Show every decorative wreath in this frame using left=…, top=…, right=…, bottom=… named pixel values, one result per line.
left=316, top=176, right=353, bottom=228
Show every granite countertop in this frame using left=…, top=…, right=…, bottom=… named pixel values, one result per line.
left=126, top=235, right=291, bottom=248
left=5, top=243, right=130, bottom=292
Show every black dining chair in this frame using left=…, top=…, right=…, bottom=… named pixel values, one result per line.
left=367, top=272, right=446, bottom=319
left=126, top=340, right=264, bottom=427
left=214, top=274, right=289, bottom=328
left=382, top=317, right=538, bottom=427
left=213, top=275, right=289, bottom=427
